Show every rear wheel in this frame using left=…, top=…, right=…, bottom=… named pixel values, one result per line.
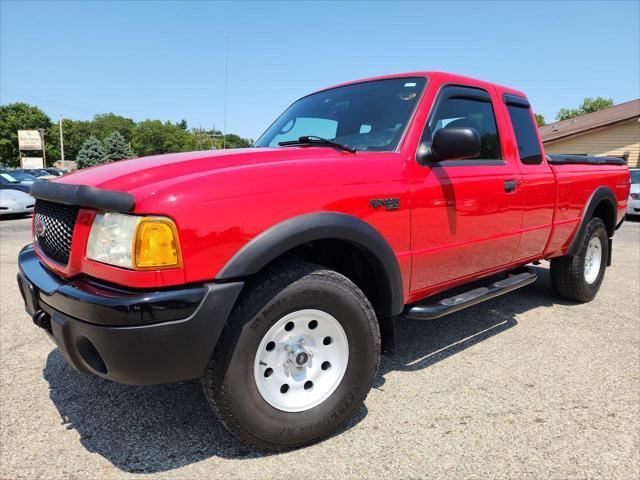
left=550, top=217, right=608, bottom=302
left=202, top=261, right=380, bottom=451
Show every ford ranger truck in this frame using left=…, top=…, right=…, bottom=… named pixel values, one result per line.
left=17, top=72, right=630, bottom=451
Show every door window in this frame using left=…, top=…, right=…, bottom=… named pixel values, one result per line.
left=425, top=92, right=502, bottom=160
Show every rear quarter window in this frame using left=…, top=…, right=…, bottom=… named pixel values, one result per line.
left=506, top=105, right=543, bottom=165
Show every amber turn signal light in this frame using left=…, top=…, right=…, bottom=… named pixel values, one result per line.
left=133, top=217, right=182, bottom=269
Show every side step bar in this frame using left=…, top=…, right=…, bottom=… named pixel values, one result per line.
left=405, top=270, right=537, bottom=320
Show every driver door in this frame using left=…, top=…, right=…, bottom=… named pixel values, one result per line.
left=409, top=84, right=524, bottom=293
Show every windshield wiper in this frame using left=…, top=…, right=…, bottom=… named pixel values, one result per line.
left=278, top=135, right=356, bottom=153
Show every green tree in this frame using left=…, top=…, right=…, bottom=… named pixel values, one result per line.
left=164, top=123, right=199, bottom=153
left=132, top=120, right=198, bottom=156
left=556, top=97, right=614, bottom=121
left=191, top=128, right=216, bottom=150
left=2, top=102, right=255, bottom=166
left=534, top=113, right=546, bottom=127
left=76, top=136, right=107, bottom=168
left=90, top=113, right=136, bottom=142
left=103, top=131, right=134, bottom=161
left=0, top=103, right=52, bottom=167
left=217, top=133, right=253, bottom=149
left=132, top=120, right=166, bottom=156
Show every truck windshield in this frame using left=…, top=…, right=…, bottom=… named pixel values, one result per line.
left=255, top=77, right=427, bottom=152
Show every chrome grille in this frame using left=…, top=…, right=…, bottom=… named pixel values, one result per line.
left=33, top=200, right=79, bottom=265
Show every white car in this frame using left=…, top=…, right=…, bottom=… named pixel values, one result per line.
left=0, top=189, right=35, bottom=216
left=627, top=168, right=640, bottom=217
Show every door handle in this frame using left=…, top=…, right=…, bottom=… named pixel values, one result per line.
left=504, top=179, right=518, bottom=192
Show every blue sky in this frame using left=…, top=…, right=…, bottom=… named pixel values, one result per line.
left=1, top=0, right=639, bottom=140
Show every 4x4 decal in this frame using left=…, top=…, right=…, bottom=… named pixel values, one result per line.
left=369, top=198, right=400, bottom=210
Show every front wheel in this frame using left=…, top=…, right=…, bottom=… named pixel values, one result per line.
left=202, top=262, right=380, bottom=451
left=550, top=217, right=609, bottom=302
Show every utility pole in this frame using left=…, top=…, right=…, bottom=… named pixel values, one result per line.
left=223, top=36, right=228, bottom=150
left=39, top=129, right=47, bottom=167
left=59, top=114, right=65, bottom=162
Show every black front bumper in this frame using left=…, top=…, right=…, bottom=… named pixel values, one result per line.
left=17, top=245, right=243, bottom=385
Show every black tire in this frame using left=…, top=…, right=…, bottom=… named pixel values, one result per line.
left=550, top=217, right=609, bottom=302
left=202, top=261, right=380, bottom=451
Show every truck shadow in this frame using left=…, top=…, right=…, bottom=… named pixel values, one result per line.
left=43, top=265, right=564, bottom=473
left=375, top=265, right=564, bottom=387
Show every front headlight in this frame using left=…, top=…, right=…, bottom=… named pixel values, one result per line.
left=631, top=192, right=640, bottom=200
left=86, top=212, right=182, bottom=270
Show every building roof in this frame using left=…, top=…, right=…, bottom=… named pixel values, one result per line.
left=539, top=99, right=640, bottom=143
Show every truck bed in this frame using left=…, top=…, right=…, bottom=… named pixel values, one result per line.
left=543, top=158, right=629, bottom=258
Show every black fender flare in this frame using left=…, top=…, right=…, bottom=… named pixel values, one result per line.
left=215, top=212, right=405, bottom=316
left=566, top=186, right=617, bottom=257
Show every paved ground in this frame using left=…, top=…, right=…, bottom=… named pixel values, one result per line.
left=1, top=215, right=638, bottom=479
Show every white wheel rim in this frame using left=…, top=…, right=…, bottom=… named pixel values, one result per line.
left=584, top=236, right=602, bottom=284
left=253, top=309, right=349, bottom=412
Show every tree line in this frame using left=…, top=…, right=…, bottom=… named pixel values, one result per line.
left=0, top=102, right=253, bottom=168
left=534, top=96, right=614, bottom=127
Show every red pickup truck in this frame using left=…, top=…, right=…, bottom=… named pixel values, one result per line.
left=18, top=72, right=630, bottom=451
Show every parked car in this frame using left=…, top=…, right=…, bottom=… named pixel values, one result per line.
left=44, top=168, right=65, bottom=177
left=0, top=172, right=31, bottom=193
left=0, top=189, right=34, bottom=216
left=627, top=168, right=639, bottom=217
left=22, top=169, right=57, bottom=180
left=17, top=71, right=630, bottom=451
left=2, top=170, right=38, bottom=185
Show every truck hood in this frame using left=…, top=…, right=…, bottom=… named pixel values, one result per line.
left=56, top=147, right=349, bottom=199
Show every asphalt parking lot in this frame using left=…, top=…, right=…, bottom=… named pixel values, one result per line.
left=1, top=215, right=638, bottom=479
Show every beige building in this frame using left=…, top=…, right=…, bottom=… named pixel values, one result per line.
left=539, top=99, right=640, bottom=168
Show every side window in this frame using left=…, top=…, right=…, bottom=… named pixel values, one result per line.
left=425, top=94, right=502, bottom=160
left=506, top=105, right=543, bottom=165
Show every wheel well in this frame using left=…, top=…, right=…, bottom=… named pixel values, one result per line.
left=256, top=238, right=396, bottom=355
left=591, top=199, right=615, bottom=237
left=566, top=187, right=618, bottom=257
left=291, top=239, right=384, bottom=312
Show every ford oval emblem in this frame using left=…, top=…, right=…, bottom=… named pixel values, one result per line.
left=34, top=217, right=47, bottom=239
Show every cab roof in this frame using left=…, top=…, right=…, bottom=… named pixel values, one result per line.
left=317, top=71, right=528, bottom=102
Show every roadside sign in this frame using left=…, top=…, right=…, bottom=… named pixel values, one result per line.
left=18, top=130, right=43, bottom=151
left=21, top=157, right=44, bottom=169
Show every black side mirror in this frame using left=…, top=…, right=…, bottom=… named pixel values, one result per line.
left=416, top=127, right=481, bottom=165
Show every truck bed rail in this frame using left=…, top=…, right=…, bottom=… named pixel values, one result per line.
left=546, top=154, right=626, bottom=166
